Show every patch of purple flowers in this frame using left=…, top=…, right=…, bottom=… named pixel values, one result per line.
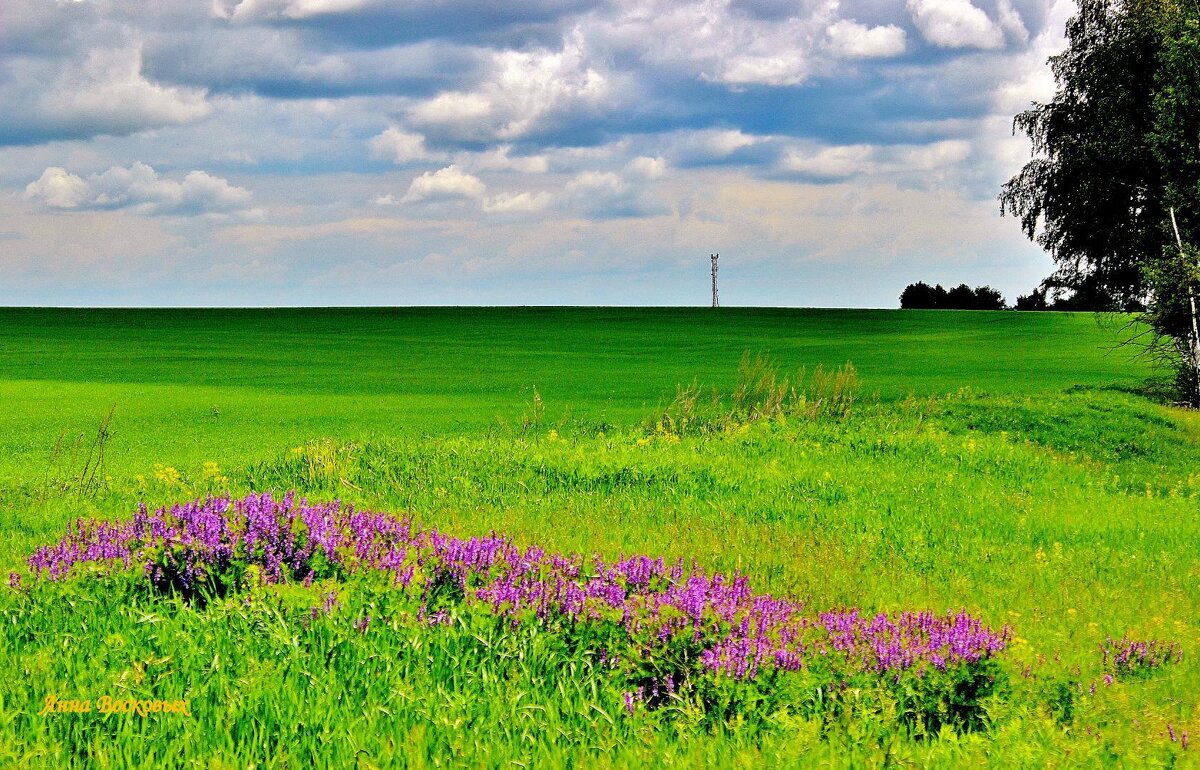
left=24, top=492, right=1009, bottom=683
left=1101, top=635, right=1183, bottom=678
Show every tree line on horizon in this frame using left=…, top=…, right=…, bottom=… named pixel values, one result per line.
left=898, top=281, right=1100, bottom=311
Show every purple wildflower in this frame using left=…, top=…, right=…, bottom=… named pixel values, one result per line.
left=23, top=492, right=1011, bottom=700
left=1101, top=635, right=1183, bottom=681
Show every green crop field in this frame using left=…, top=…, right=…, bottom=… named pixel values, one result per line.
left=4, top=307, right=1198, bottom=767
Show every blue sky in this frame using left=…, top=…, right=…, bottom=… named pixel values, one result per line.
left=0, top=0, right=1073, bottom=307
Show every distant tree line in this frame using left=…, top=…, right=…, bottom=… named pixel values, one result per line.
left=900, top=280, right=1114, bottom=311
left=899, top=282, right=1007, bottom=310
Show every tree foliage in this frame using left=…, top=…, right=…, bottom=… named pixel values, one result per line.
left=1001, top=0, right=1200, bottom=403
left=1000, top=0, right=1162, bottom=310
left=900, top=282, right=1007, bottom=310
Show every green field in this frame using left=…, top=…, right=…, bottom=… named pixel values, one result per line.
left=4, top=308, right=1198, bottom=767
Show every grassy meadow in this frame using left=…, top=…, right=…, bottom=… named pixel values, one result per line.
left=3, top=307, right=1198, bottom=767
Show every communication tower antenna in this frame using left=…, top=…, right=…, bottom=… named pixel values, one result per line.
left=710, top=253, right=719, bottom=308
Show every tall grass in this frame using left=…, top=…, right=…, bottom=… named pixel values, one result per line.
left=39, top=405, right=116, bottom=501
left=650, top=353, right=863, bottom=435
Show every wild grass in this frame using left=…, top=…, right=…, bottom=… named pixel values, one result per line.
left=649, top=353, right=863, bottom=435
left=38, top=405, right=116, bottom=502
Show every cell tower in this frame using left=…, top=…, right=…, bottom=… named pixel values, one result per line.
left=710, top=253, right=719, bottom=308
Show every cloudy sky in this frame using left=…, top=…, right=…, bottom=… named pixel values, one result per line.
left=0, top=0, right=1072, bottom=307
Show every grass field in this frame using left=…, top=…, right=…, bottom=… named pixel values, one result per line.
left=4, top=308, right=1198, bottom=767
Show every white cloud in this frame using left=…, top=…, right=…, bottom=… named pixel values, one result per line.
left=566, top=170, right=624, bottom=197
left=222, top=0, right=372, bottom=21
left=781, top=145, right=876, bottom=179
left=995, top=0, right=1030, bottom=43
left=698, top=130, right=761, bottom=156
left=483, top=190, right=553, bottom=213
left=907, top=0, right=1005, bottom=49
left=408, top=31, right=611, bottom=141
left=40, top=47, right=211, bottom=135
left=827, top=20, right=907, bottom=58
left=411, top=92, right=493, bottom=127
left=369, top=127, right=443, bottom=164
left=561, top=168, right=665, bottom=218
left=719, top=53, right=810, bottom=86
left=655, top=129, right=767, bottom=167
left=385, top=168, right=552, bottom=214
left=781, top=140, right=972, bottom=180
left=627, top=156, right=667, bottom=179
left=401, top=165, right=487, bottom=203
left=990, top=0, right=1069, bottom=114
left=23, top=167, right=90, bottom=209
left=24, top=162, right=252, bottom=216
left=464, top=145, right=551, bottom=174
left=593, top=0, right=839, bottom=87
left=897, top=139, right=972, bottom=170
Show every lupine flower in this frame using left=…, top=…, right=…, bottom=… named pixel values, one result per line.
left=1101, top=635, right=1183, bottom=679
left=23, top=493, right=1009, bottom=691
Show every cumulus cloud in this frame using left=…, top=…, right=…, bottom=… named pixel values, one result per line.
left=995, top=0, right=1030, bottom=43
left=591, top=0, right=839, bottom=87
left=696, top=130, right=761, bottom=157
left=1, top=0, right=100, bottom=56
left=23, top=168, right=91, bottom=209
left=991, top=0, right=1066, bottom=114
left=653, top=129, right=769, bottom=168
left=400, top=165, right=488, bottom=203
left=217, top=0, right=593, bottom=39
left=41, top=47, right=211, bottom=134
left=383, top=166, right=552, bottom=214
left=482, top=190, right=554, bottom=213
left=562, top=168, right=665, bottom=218
left=464, top=145, right=551, bottom=174
left=781, top=145, right=876, bottom=180
left=897, top=139, right=972, bottom=170
left=220, top=0, right=373, bottom=21
left=565, top=170, right=625, bottom=202
left=24, top=162, right=252, bottom=216
left=626, top=156, right=667, bottom=179
left=369, top=127, right=444, bottom=163
left=827, top=20, right=907, bottom=58
left=408, top=32, right=612, bottom=142
left=781, top=140, right=972, bottom=180
left=907, top=0, right=1005, bottom=49
left=0, top=43, right=212, bottom=145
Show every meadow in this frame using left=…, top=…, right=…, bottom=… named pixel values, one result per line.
left=3, top=307, right=1197, bottom=767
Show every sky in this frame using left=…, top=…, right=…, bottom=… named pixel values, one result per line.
left=0, top=0, right=1074, bottom=307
